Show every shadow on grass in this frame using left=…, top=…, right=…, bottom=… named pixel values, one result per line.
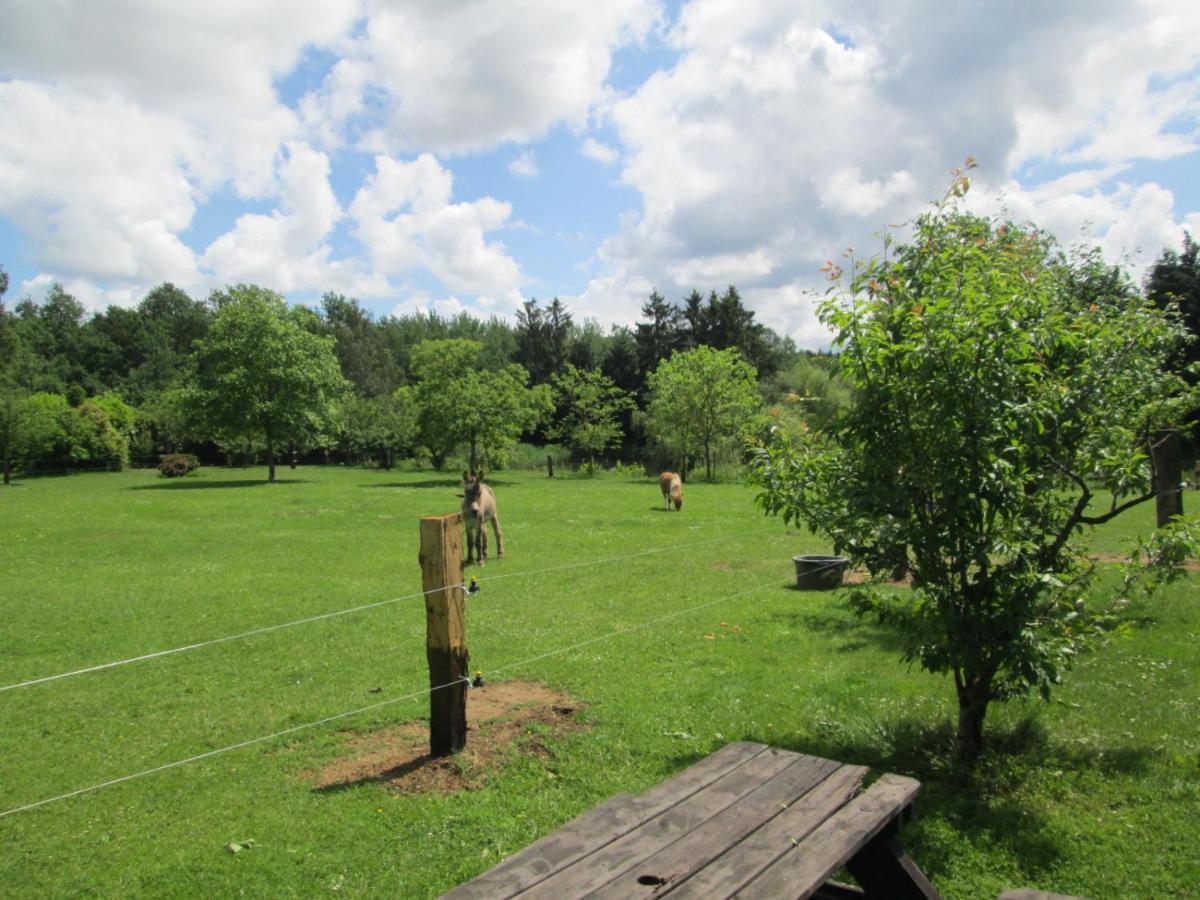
left=714, top=713, right=1163, bottom=886
left=766, top=605, right=910, bottom=655
left=128, top=478, right=312, bottom=490
left=364, top=478, right=514, bottom=490
left=311, top=753, right=458, bottom=795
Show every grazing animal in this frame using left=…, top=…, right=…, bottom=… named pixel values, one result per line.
left=660, top=471, right=683, bottom=511
left=458, top=471, right=504, bottom=565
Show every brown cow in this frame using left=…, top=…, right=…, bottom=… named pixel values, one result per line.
left=660, top=471, right=683, bottom=511
left=458, top=471, right=504, bottom=565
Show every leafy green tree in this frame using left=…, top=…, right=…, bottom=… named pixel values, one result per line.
left=764, top=353, right=852, bottom=433
left=647, top=345, right=761, bottom=480
left=75, top=397, right=130, bottom=469
left=0, top=382, right=32, bottom=484
left=341, top=387, right=418, bottom=468
left=410, top=338, right=548, bottom=471
left=410, top=339, right=485, bottom=469
left=1146, top=232, right=1200, bottom=442
left=139, top=387, right=197, bottom=456
left=12, top=285, right=89, bottom=400
left=454, top=365, right=550, bottom=472
left=751, top=189, right=1199, bottom=761
left=21, top=393, right=76, bottom=468
left=549, top=364, right=635, bottom=473
left=190, top=285, right=349, bottom=482
left=320, top=293, right=403, bottom=398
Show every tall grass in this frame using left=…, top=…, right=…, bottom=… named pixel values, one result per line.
left=0, top=468, right=1195, bottom=897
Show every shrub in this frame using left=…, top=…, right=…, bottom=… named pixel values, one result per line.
left=612, top=460, right=649, bottom=480
left=158, top=453, right=200, bottom=478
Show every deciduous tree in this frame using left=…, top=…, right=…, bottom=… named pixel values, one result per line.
left=190, top=285, right=349, bottom=482
left=752, top=184, right=1199, bottom=761
left=549, top=364, right=634, bottom=473
left=647, top=345, right=761, bottom=480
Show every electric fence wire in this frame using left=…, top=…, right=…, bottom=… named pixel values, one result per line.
left=1, top=526, right=780, bottom=693
left=0, top=557, right=850, bottom=821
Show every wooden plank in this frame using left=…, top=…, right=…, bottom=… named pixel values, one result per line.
left=587, top=755, right=845, bottom=898
left=516, top=746, right=803, bottom=899
left=733, top=773, right=922, bottom=899
left=660, top=764, right=869, bottom=899
left=440, top=742, right=770, bottom=899
left=997, top=891, right=1084, bottom=900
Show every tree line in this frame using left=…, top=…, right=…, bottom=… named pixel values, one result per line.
left=0, top=272, right=853, bottom=483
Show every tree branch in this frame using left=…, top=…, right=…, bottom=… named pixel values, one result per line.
left=1078, top=490, right=1156, bottom=526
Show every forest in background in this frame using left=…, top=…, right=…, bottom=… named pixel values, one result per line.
left=0, top=269, right=849, bottom=479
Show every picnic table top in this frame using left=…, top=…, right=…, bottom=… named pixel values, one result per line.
left=441, top=741, right=941, bottom=899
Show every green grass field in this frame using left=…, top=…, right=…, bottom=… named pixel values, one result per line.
left=1, top=466, right=1196, bottom=898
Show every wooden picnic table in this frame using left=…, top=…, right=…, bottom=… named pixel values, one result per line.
left=442, top=741, right=941, bottom=899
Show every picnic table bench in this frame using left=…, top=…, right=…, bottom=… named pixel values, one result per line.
left=441, top=741, right=941, bottom=899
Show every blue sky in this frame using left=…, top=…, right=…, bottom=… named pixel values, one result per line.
left=2, top=0, right=1198, bottom=348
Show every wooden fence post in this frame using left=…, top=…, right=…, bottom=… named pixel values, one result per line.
left=1152, top=429, right=1184, bottom=526
left=419, top=513, right=468, bottom=757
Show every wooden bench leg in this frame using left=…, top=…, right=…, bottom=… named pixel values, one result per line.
left=844, top=833, right=942, bottom=900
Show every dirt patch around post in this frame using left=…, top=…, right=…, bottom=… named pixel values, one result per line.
left=306, top=681, right=587, bottom=796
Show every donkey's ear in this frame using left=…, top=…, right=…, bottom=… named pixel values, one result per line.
left=462, top=470, right=471, bottom=482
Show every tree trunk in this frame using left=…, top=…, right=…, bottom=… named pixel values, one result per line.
left=267, top=439, right=276, bottom=483
left=469, top=437, right=478, bottom=475
left=955, top=670, right=993, bottom=762
left=1152, top=429, right=1183, bottom=525
left=384, top=447, right=392, bottom=470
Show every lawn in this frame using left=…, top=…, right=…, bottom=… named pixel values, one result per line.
left=0, top=466, right=1196, bottom=898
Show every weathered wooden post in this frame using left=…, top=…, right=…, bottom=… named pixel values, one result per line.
left=419, top=513, right=468, bottom=756
left=547, top=454, right=554, bottom=478
left=1152, top=429, right=1184, bottom=526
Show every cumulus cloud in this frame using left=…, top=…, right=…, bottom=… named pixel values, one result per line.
left=302, top=0, right=660, bottom=155
left=577, top=0, right=1200, bottom=345
left=202, top=142, right=343, bottom=290
left=0, top=82, right=202, bottom=297
left=509, top=151, right=540, bottom=178
left=581, top=138, right=620, bottom=165
left=349, top=154, right=524, bottom=297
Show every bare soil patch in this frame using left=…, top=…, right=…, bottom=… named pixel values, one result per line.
left=306, top=681, right=587, bottom=796
left=844, top=568, right=911, bottom=586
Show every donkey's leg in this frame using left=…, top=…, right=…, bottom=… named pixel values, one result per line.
left=478, top=525, right=488, bottom=564
left=491, top=513, right=504, bottom=558
left=465, top=519, right=478, bottom=564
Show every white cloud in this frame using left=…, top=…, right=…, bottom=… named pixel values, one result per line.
left=587, top=0, right=1200, bottom=346
left=561, top=272, right=656, bottom=328
left=509, top=151, right=540, bottom=178
left=349, top=154, right=525, bottom=297
left=581, top=138, right=620, bottom=165
left=201, top=142, right=346, bottom=291
left=0, top=0, right=360, bottom=196
left=0, top=82, right=202, bottom=292
left=303, top=0, right=660, bottom=155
